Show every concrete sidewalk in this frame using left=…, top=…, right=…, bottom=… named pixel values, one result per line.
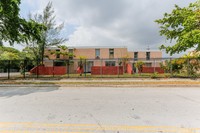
left=0, top=78, right=199, bottom=87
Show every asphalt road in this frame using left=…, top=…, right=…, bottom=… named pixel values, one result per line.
left=0, top=86, right=200, bottom=133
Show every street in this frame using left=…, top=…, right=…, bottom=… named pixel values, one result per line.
left=0, top=86, right=200, bottom=132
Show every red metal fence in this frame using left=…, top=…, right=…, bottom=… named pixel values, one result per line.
left=141, top=67, right=164, bottom=74
left=30, top=66, right=66, bottom=75
left=91, top=66, right=123, bottom=75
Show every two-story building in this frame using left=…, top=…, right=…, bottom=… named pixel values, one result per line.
left=44, top=46, right=162, bottom=73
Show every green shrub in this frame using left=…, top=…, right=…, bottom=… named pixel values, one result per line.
left=151, top=72, right=158, bottom=79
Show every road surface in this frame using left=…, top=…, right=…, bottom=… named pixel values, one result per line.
left=0, top=86, right=200, bottom=132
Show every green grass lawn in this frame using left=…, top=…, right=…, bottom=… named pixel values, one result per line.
left=32, top=73, right=199, bottom=78
left=1, top=72, right=199, bottom=79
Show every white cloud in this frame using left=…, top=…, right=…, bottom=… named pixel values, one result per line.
left=67, top=26, right=125, bottom=46
left=20, top=0, right=197, bottom=56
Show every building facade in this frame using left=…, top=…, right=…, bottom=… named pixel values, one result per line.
left=44, top=46, right=162, bottom=73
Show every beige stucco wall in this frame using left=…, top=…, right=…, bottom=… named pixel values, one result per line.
left=128, top=52, right=134, bottom=58
left=114, top=48, right=128, bottom=58
left=43, top=60, right=53, bottom=66
left=74, top=48, right=95, bottom=59
left=44, top=48, right=69, bottom=60
left=45, top=47, right=162, bottom=60
left=133, top=51, right=162, bottom=59
left=137, top=52, right=146, bottom=59
left=150, top=51, right=162, bottom=58
left=44, top=47, right=163, bottom=70
left=73, top=48, right=128, bottom=59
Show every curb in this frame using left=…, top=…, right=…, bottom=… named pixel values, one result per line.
left=0, top=83, right=199, bottom=88
left=0, top=79, right=199, bottom=87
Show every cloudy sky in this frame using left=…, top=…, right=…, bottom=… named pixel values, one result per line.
left=19, top=0, right=196, bottom=57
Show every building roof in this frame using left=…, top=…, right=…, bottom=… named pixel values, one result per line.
left=68, top=46, right=127, bottom=49
left=46, top=46, right=127, bottom=49
left=46, top=46, right=162, bottom=52
left=132, top=50, right=162, bottom=52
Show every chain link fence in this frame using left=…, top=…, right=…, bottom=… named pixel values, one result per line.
left=0, top=58, right=199, bottom=79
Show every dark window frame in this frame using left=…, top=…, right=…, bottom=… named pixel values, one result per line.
left=56, top=49, right=60, bottom=59
left=105, top=61, right=115, bottom=66
left=109, top=49, right=114, bottom=59
left=145, top=63, right=152, bottom=67
left=146, top=52, right=150, bottom=60
left=68, top=49, right=74, bottom=60
left=95, top=49, right=100, bottom=59
left=134, top=52, right=138, bottom=61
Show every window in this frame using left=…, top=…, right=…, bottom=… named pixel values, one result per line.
left=68, top=49, right=74, bottom=60
left=146, top=52, right=150, bottom=60
left=105, top=61, right=115, bottom=66
left=69, top=49, right=73, bottom=53
left=109, top=49, right=114, bottom=59
left=54, top=61, right=66, bottom=66
left=95, top=49, right=100, bottom=59
left=56, top=49, right=60, bottom=58
left=134, top=52, right=138, bottom=61
left=145, top=63, right=152, bottom=67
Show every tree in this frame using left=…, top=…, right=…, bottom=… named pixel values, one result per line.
left=0, top=46, right=22, bottom=72
left=28, top=2, right=66, bottom=63
left=48, top=45, right=75, bottom=59
left=0, top=40, right=2, bottom=46
left=155, top=1, right=200, bottom=55
left=46, top=45, right=75, bottom=66
left=135, top=61, right=144, bottom=74
left=0, top=46, right=21, bottom=60
left=183, top=51, right=200, bottom=76
left=0, top=0, right=45, bottom=45
left=119, top=54, right=130, bottom=73
left=21, top=46, right=40, bottom=60
left=0, top=46, right=39, bottom=73
left=0, top=51, right=20, bottom=60
left=78, top=56, right=86, bottom=76
left=160, top=51, right=200, bottom=76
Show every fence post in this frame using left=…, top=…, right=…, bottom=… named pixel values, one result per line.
left=67, top=59, right=69, bottom=78
left=101, top=59, right=103, bottom=78
left=8, top=60, right=10, bottom=79
left=154, top=59, right=156, bottom=73
left=23, top=60, right=26, bottom=79
left=170, top=58, right=172, bottom=77
left=187, top=58, right=190, bottom=77
left=118, top=58, right=119, bottom=78
left=37, top=60, right=39, bottom=79
left=53, top=60, right=55, bottom=78
left=84, top=59, right=86, bottom=78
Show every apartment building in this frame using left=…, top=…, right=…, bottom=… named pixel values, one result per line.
left=44, top=46, right=162, bottom=73
left=132, top=50, right=162, bottom=67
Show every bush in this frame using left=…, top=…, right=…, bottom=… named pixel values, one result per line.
left=151, top=72, right=158, bottom=79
